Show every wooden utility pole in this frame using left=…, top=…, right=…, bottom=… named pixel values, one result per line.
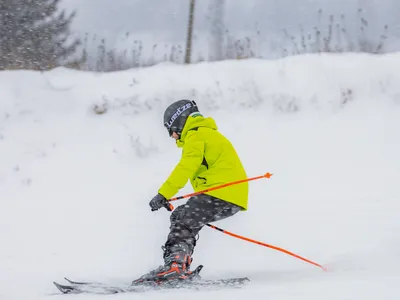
left=185, top=0, right=196, bottom=64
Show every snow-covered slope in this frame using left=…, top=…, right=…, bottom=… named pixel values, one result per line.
left=1, top=53, right=400, bottom=300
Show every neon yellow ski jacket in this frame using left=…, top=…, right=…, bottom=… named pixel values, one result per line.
left=158, top=113, right=249, bottom=210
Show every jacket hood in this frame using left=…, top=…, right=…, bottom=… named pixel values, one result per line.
left=176, top=113, right=218, bottom=148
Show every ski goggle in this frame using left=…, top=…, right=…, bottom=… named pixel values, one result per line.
left=165, top=124, right=181, bottom=137
left=165, top=125, right=174, bottom=137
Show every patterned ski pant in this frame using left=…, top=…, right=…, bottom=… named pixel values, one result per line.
left=163, top=194, right=241, bottom=258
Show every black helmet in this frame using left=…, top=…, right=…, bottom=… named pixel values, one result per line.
left=163, top=100, right=199, bottom=136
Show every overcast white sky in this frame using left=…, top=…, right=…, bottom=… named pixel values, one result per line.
left=59, top=0, right=400, bottom=58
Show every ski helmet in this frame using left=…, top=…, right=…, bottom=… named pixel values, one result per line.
left=163, top=100, right=199, bottom=136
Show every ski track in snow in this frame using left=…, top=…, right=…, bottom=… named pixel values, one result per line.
left=0, top=53, right=400, bottom=300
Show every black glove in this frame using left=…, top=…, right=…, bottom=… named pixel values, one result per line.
left=149, top=193, right=171, bottom=211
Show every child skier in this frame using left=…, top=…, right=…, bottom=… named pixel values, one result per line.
left=132, top=99, right=248, bottom=285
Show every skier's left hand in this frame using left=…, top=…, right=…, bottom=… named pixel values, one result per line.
left=149, top=193, right=172, bottom=211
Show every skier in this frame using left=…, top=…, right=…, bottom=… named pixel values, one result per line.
left=132, top=99, right=248, bottom=285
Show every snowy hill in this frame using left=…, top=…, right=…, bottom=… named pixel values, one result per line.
left=1, top=53, right=400, bottom=300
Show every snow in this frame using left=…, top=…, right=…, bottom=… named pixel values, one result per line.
left=1, top=53, right=400, bottom=300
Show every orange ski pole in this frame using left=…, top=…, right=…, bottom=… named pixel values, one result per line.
left=207, top=224, right=327, bottom=271
left=165, top=172, right=273, bottom=211
left=162, top=172, right=326, bottom=271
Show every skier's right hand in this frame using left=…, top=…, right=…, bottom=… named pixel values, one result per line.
left=149, top=193, right=172, bottom=212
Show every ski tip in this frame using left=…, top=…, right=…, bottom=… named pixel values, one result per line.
left=53, top=281, right=69, bottom=294
left=64, top=277, right=77, bottom=284
left=63, top=277, right=90, bottom=285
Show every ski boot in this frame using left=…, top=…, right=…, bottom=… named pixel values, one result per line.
left=131, top=253, right=194, bottom=286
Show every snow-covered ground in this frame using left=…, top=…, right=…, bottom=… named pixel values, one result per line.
left=1, top=53, right=400, bottom=300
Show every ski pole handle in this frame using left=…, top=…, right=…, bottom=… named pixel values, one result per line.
left=166, top=203, right=174, bottom=211
left=151, top=202, right=174, bottom=212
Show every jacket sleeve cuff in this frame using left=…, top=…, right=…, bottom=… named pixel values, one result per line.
left=158, top=183, right=177, bottom=200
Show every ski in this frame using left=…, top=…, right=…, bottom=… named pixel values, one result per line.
left=53, top=266, right=250, bottom=295
left=54, top=277, right=250, bottom=294
left=53, top=281, right=127, bottom=294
